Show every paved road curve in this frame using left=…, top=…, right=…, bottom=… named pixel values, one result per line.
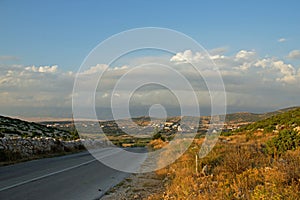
left=0, top=148, right=147, bottom=200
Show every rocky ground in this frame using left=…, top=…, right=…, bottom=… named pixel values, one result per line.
left=101, top=171, right=165, bottom=200
left=0, top=137, right=86, bottom=165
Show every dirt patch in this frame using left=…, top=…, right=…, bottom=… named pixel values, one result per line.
left=101, top=171, right=165, bottom=200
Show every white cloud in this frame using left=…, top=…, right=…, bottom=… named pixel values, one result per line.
left=0, top=64, right=74, bottom=108
left=287, top=50, right=300, bottom=60
left=102, top=93, right=109, bottom=98
left=113, top=92, right=120, bottom=97
left=112, top=65, right=128, bottom=70
left=273, top=60, right=296, bottom=84
left=235, top=50, right=257, bottom=61
left=254, top=58, right=269, bottom=68
left=278, top=38, right=287, bottom=43
left=209, top=54, right=225, bottom=60
left=170, top=50, right=206, bottom=63
left=25, top=65, right=58, bottom=73
left=79, top=64, right=108, bottom=75
left=171, top=49, right=299, bottom=85
left=1, top=48, right=300, bottom=117
left=209, top=47, right=228, bottom=55
left=254, top=58, right=297, bottom=84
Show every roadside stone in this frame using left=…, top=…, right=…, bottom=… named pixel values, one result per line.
left=0, top=137, right=84, bottom=159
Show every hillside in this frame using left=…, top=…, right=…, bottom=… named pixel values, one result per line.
left=0, top=115, right=75, bottom=140
left=224, top=112, right=264, bottom=123
left=234, top=107, right=300, bottom=133
left=138, top=107, right=300, bottom=200
left=223, top=106, right=300, bottom=123
left=128, top=107, right=300, bottom=127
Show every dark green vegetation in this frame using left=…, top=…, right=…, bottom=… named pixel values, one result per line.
left=234, top=107, right=300, bottom=134
left=110, top=137, right=151, bottom=147
left=266, top=129, right=300, bottom=156
left=227, top=107, right=300, bottom=157
left=224, top=106, right=300, bottom=123
left=0, top=115, right=78, bottom=140
left=224, top=112, right=265, bottom=123
left=152, top=132, right=165, bottom=141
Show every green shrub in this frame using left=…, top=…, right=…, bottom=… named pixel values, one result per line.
left=221, top=131, right=233, bottom=136
left=266, top=129, right=300, bottom=156
left=263, top=124, right=275, bottom=133
left=152, top=132, right=165, bottom=141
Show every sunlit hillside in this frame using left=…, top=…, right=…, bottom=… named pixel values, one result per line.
left=147, top=107, right=300, bottom=199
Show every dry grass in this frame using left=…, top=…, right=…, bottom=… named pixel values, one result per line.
left=148, top=139, right=168, bottom=150
left=148, top=135, right=300, bottom=200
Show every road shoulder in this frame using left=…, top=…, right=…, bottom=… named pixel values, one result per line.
left=101, top=171, right=165, bottom=199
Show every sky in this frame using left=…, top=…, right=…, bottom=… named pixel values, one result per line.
left=0, top=0, right=300, bottom=119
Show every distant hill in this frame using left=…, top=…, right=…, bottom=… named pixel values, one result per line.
left=223, top=106, right=300, bottom=124
left=234, top=107, right=300, bottom=133
left=262, top=106, right=300, bottom=117
left=0, top=115, right=75, bottom=140
left=224, top=112, right=264, bottom=123
left=128, top=107, right=300, bottom=125
left=2, top=106, right=299, bottom=139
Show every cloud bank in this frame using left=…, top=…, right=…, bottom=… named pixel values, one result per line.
left=0, top=48, right=300, bottom=118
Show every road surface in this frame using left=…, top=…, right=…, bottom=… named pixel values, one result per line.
left=0, top=147, right=147, bottom=200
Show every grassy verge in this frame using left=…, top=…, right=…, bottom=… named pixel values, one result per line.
left=148, top=131, right=300, bottom=199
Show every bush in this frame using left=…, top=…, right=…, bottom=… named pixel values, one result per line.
left=221, top=131, right=233, bottom=136
left=152, top=132, right=165, bottom=141
left=266, top=129, right=300, bottom=156
left=222, top=145, right=266, bottom=174
left=264, top=124, right=275, bottom=133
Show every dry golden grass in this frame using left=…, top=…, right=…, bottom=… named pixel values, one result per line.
left=148, top=135, right=300, bottom=200
left=148, top=139, right=168, bottom=150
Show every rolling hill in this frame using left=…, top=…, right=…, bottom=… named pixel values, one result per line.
left=233, top=107, right=300, bottom=133
left=0, top=115, right=75, bottom=140
left=223, top=106, right=300, bottom=123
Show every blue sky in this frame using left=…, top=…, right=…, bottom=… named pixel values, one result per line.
left=1, top=0, right=300, bottom=69
left=0, top=1, right=300, bottom=119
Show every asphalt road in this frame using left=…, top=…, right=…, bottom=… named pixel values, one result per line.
left=0, top=147, right=147, bottom=200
